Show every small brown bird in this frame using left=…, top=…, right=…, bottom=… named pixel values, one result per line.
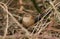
left=22, top=14, right=35, bottom=27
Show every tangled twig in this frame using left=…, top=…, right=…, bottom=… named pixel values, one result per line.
left=0, top=2, right=30, bottom=37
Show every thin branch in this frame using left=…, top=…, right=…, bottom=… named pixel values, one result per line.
left=31, top=7, right=52, bottom=35
left=53, top=0, right=56, bottom=3
left=6, top=0, right=14, bottom=6
left=35, top=21, right=51, bottom=35
left=3, top=11, right=9, bottom=39
left=55, top=2, right=60, bottom=7
left=0, top=2, right=30, bottom=35
left=35, top=11, right=53, bottom=35
left=49, top=1, right=60, bottom=21
left=19, top=0, right=24, bottom=11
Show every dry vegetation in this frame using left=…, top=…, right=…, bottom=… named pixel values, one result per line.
left=0, top=0, right=60, bottom=39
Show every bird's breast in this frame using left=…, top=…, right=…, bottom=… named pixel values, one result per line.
left=22, top=17, right=35, bottom=26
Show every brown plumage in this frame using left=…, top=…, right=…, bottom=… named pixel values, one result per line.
left=22, top=14, right=35, bottom=27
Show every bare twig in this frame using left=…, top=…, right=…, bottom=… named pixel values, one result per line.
left=35, top=11, right=53, bottom=35
left=19, top=0, right=24, bottom=11
left=35, top=21, right=51, bottom=35
left=49, top=1, right=60, bottom=21
left=3, top=11, right=9, bottom=39
left=6, top=0, right=14, bottom=6
left=34, top=0, right=60, bottom=35
left=55, top=2, right=60, bottom=7
left=0, top=2, right=30, bottom=35
left=53, top=0, right=56, bottom=3
left=31, top=7, right=52, bottom=35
